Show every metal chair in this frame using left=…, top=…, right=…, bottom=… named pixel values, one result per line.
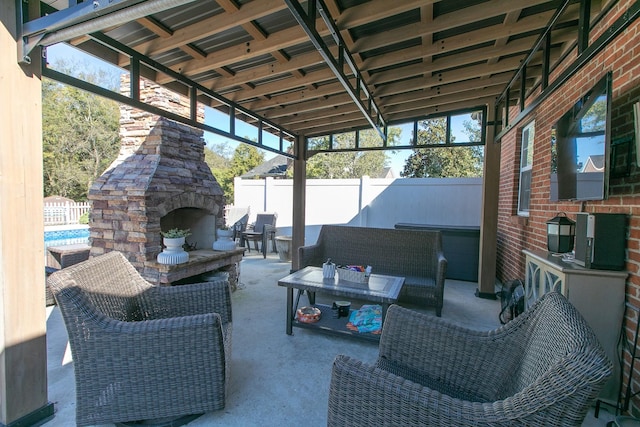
left=232, top=213, right=249, bottom=245
left=242, top=213, right=277, bottom=258
left=47, top=251, right=232, bottom=426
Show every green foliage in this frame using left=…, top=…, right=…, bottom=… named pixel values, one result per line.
left=205, top=142, right=232, bottom=170
left=205, top=144, right=232, bottom=203
left=305, top=129, right=394, bottom=178
left=161, top=228, right=191, bottom=238
left=401, top=118, right=484, bottom=178
left=78, top=211, right=90, bottom=224
left=206, top=142, right=265, bottom=202
left=42, top=63, right=120, bottom=200
left=230, top=143, right=265, bottom=176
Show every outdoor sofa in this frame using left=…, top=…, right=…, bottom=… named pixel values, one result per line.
left=327, top=292, right=612, bottom=426
left=298, top=225, right=447, bottom=316
left=47, top=251, right=232, bottom=426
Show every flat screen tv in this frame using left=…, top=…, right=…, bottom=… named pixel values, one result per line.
left=550, top=72, right=612, bottom=201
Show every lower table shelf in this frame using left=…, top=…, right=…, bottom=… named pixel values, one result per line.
left=292, top=304, right=382, bottom=342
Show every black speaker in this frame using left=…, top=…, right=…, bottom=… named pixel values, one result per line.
left=574, top=213, right=627, bottom=270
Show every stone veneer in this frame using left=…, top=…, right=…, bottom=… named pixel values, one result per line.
left=88, top=76, right=226, bottom=283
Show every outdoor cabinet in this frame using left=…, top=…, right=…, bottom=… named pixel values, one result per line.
left=523, top=249, right=627, bottom=405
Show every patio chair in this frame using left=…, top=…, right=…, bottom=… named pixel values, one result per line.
left=327, top=292, right=612, bottom=426
left=242, top=213, right=277, bottom=258
left=47, top=251, right=232, bottom=426
left=232, top=213, right=249, bottom=244
left=45, top=243, right=91, bottom=306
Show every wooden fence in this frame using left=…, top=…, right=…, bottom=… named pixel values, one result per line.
left=44, top=201, right=91, bottom=225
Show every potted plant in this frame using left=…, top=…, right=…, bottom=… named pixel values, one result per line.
left=160, top=228, right=192, bottom=239
left=217, top=224, right=233, bottom=238
left=157, top=228, right=191, bottom=265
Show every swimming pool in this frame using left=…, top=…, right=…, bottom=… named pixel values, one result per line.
left=44, top=225, right=90, bottom=248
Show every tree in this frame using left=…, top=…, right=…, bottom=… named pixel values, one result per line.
left=42, top=61, right=120, bottom=200
left=401, top=117, right=483, bottom=178
left=207, top=142, right=264, bottom=202
left=205, top=144, right=232, bottom=202
left=230, top=143, right=264, bottom=177
left=305, top=128, right=396, bottom=179
left=205, top=141, right=232, bottom=170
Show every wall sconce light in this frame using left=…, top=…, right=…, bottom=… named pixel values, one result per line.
left=546, top=212, right=576, bottom=253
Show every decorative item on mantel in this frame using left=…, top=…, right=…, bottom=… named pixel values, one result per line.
left=322, top=258, right=336, bottom=279
left=546, top=212, right=575, bottom=254
left=213, top=225, right=236, bottom=251
left=157, top=228, right=191, bottom=265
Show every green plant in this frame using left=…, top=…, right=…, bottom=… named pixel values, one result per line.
left=218, top=224, right=230, bottom=230
left=78, top=211, right=90, bottom=224
left=161, top=228, right=191, bottom=238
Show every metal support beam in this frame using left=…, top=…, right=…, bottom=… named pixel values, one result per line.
left=578, top=0, right=591, bottom=54
left=495, top=0, right=571, bottom=107
left=495, top=0, right=640, bottom=141
left=18, top=0, right=198, bottom=64
left=42, top=31, right=297, bottom=159
left=520, top=67, right=526, bottom=111
left=285, top=0, right=387, bottom=143
left=542, top=34, right=551, bottom=89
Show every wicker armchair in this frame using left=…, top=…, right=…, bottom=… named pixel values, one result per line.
left=328, top=292, right=611, bottom=426
left=47, top=251, right=233, bottom=426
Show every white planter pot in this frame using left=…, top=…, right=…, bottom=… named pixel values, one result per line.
left=157, top=236, right=189, bottom=264
left=213, top=229, right=236, bottom=251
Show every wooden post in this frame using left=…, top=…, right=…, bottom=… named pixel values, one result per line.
left=0, top=3, right=54, bottom=425
left=476, top=102, right=500, bottom=299
left=291, top=134, right=306, bottom=271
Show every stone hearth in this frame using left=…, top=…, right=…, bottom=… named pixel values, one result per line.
left=88, top=76, right=238, bottom=286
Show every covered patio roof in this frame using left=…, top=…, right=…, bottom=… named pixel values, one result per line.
left=20, top=0, right=614, bottom=154
left=4, top=1, right=638, bottom=424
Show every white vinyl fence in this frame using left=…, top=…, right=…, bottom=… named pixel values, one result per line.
left=44, top=201, right=91, bottom=226
left=233, top=176, right=483, bottom=245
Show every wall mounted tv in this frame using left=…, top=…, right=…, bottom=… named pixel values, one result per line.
left=550, top=72, right=612, bottom=201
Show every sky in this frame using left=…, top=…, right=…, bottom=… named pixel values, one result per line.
left=202, top=107, right=415, bottom=175
left=45, top=42, right=476, bottom=177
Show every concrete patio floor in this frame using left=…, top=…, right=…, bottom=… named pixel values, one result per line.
left=44, top=251, right=617, bottom=426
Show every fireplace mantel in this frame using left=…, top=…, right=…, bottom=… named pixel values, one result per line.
left=144, top=248, right=245, bottom=288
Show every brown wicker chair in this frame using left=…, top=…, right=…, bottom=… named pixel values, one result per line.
left=299, top=225, right=447, bottom=315
left=327, top=292, right=612, bottom=426
left=47, top=251, right=232, bottom=426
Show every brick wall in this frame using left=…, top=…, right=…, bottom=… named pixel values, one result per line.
left=497, top=0, right=640, bottom=414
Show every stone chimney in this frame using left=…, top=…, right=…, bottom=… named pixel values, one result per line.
left=88, top=76, right=225, bottom=282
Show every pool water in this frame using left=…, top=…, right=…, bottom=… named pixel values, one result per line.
left=44, top=226, right=90, bottom=248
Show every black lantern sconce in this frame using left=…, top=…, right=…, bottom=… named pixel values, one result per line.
left=546, top=212, right=576, bottom=253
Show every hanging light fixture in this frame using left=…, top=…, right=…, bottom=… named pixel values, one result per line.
left=546, top=212, right=576, bottom=253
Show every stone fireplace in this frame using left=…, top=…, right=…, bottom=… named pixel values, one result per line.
left=88, top=77, right=243, bottom=286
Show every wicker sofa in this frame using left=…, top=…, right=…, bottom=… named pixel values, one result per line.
left=298, top=225, right=447, bottom=316
left=327, top=292, right=612, bottom=426
left=47, top=251, right=232, bottom=426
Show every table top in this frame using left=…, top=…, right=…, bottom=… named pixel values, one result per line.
left=278, top=266, right=404, bottom=304
left=523, top=249, right=628, bottom=277
left=47, top=243, right=91, bottom=253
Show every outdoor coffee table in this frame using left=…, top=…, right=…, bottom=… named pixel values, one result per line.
left=278, top=266, right=404, bottom=341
